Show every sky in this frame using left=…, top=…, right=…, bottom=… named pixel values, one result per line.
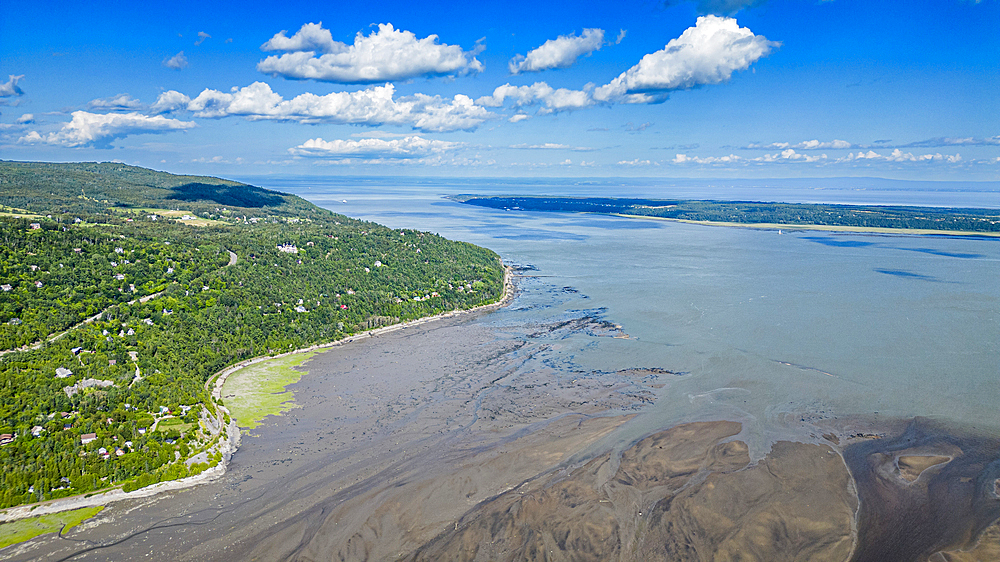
left=1, top=0, right=998, bottom=181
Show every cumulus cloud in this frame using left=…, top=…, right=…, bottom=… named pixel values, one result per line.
left=289, top=135, right=461, bottom=159
left=163, top=51, right=189, bottom=70
left=183, top=81, right=491, bottom=132
left=509, top=28, right=605, bottom=74
left=841, top=149, right=962, bottom=163
left=672, top=148, right=965, bottom=166
left=150, top=90, right=192, bottom=114
left=672, top=153, right=743, bottom=164
left=15, top=113, right=34, bottom=124
left=0, top=75, right=24, bottom=97
left=477, top=82, right=592, bottom=113
left=257, top=23, right=484, bottom=83
left=663, top=0, right=765, bottom=16
left=195, top=31, right=211, bottom=46
left=594, top=16, right=777, bottom=102
left=87, top=94, right=143, bottom=112
left=744, top=136, right=998, bottom=151
left=746, top=139, right=852, bottom=150
left=508, top=114, right=530, bottom=123
left=19, top=111, right=195, bottom=148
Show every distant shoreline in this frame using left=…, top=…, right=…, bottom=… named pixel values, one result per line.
left=613, top=213, right=1000, bottom=237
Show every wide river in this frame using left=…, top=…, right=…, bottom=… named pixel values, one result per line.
left=8, top=176, right=999, bottom=561
left=291, top=177, right=1000, bottom=452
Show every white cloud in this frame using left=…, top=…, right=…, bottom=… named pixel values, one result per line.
left=618, top=158, right=657, bottom=166
left=509, top=142, right=593, bottom=151
left=672, top=153, right=743, bottom=164
left=261, top=22, right=340, bottom=53
left=477, top=82, right=592, bottom=113
left=508, top=114, right=530, bottom=123
left=163, top=51, right=189, bottom=70
left=838, top=149, right=962, bottom=163
left=15, top=113, right=34, bottom=124
left=87, top=94, right=143, bottom=111
left=150, top=90, right=192, bottom=114
left=195, top=31, right=211, bottom=46
left=289, top=135, right=461, bottom=159
left=0, top=75, right=25, bottom=97
left=746, top=139, right=852, bottom=150
left=594, top=16, right=777, bottom=102
left=185, top=81, right=492, bottom=132
left=19, top=111, right=196, bottom=148
left=751, top=149, right=827, bottom=163
left=257, top=23, right=483, bottom=83
left=509, top=28, right=605, bottom=74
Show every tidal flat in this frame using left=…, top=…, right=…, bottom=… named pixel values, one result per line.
left=5, top=275, right=999, bottom=561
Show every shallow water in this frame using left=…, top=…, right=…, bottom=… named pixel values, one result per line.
left=271, top=178, right=1000, bottom=457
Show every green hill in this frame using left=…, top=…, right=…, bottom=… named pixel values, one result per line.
left=0, top=162, right=505, bottom=509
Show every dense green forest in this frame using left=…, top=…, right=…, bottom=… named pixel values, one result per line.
left=0, top=162, right=504, bottom=508
left=453, top=195, right=1000, bottom=233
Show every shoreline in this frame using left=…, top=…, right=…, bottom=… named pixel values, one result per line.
left=0, top=263, right=515, bottom=525
left=613, top=213, right=1000, bottom=237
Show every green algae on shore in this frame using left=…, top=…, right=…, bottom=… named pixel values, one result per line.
left=220, top=351, right=317, bottom=430
left=0, top=506, right=103, bottom=549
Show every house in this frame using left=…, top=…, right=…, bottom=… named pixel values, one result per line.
left=277, top=243, right=299, bottom=254
left=29, top=223, right=41, bottom=230
left=56, top=367, right=73, bottom=378
left=109, top=359, right=117, bottom=366
left=35, top=281, right=43, bottom=288
left=73, top=248, right=82, bottom=253
left=115, top=274, right=125, bottom=281
left=70, top=347, right=83, bottom=355
left=81, top=433, right=98, bottom=445
left=31, top=426, right=43, bottom=437
left=295, top=306, right=307, bottom=313
left=1, top=284, right=11, bottom=291
left=0, top=434, right=14, bottom=445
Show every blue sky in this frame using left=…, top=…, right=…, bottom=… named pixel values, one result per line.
left=2, top=0, right=998, bottom=180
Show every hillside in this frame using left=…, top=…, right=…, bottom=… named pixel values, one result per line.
left=0, top=162, right=505, bottom=509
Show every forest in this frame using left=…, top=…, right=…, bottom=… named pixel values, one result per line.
left=453, top=195, right=1000, bottom=233
left=0, top=162, right=504, bottom=508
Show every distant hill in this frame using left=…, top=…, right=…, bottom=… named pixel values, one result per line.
left=0, top=161, right=317, bottom=217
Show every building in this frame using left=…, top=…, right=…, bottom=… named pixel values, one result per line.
left=80, top=433, right=97, bottom=445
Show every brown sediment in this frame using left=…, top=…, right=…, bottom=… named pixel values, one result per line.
left=897, top=455, right=953, bottom=482
left=844, top=418, right=1000, bottom=562
left=407, top=421, right=858, bottom=562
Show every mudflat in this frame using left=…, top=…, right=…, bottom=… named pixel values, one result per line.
left=4, top=302, right=999, bottom=561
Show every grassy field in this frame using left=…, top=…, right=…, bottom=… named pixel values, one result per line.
left=220, top=351, right=317, bottom=430
left=156, top=417, right=196, bottom=433
left=0, top=506, right=103, bottom=549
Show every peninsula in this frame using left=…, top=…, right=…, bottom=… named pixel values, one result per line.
left=452, top=195, right=1000, bottom=236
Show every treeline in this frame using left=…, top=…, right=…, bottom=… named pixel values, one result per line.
left=0, top=163, right=504, bottom=508
left=456, top=196, right=1000, bottom=233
